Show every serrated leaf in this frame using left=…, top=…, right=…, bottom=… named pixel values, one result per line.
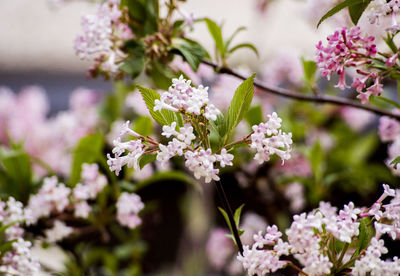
left=133, top=116, right=153, bottom=137
left=70, top=134, right=104, bottom=186
left=211, top=113, right=228, bottom=139
left=317, top=0, right=363, bottom=28
left=138, top=154, right=157, bottom=170
left=137, top=86, right=177, bottom=126
left=228, top=43, right=259, bottom=57
left=171, top=38, right=208, bottom=71
left=234, top=204, right=245, bottom=228
left=203, top=18, right=225, bottom=57
left=348, top=0, right=372, bottom=25
left=149, top=61, right=177, bottom=90
left=245, top=105, right=263, bottom=127
left=225, top=74, right=255, bottom=142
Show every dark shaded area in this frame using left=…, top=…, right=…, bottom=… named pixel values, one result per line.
left=0, top=71, right=112, bottom=113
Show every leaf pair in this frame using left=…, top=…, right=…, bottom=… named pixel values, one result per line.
left=218, top=204, right=245, bottom=243
left=202, top=18, right=258, bottom=63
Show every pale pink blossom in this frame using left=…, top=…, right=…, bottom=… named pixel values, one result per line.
left=116, top=192, right=144, bottom=229
left=45, top=220, right=74, bottom=243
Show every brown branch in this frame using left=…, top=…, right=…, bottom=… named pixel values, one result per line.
left=202, top=60, right=400, bottom=120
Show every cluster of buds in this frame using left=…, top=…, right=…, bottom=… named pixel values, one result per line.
left=74, top=0, right=133, bottom=78
left=237, top=184, right=400, bottom=276
left=107, top=76, right=292, bottom=183
left=0, top=198, right=40, bottom=275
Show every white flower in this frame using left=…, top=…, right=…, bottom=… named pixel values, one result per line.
left=116, top=192, right=144, bottom=229
left=251, top=113, right=292, bottom=164
left=45, top=220, right=74, bottom=243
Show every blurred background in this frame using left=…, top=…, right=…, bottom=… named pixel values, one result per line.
left=2, top=1, right=400, bottom=275
left=0, top=0, right=331, bottom=113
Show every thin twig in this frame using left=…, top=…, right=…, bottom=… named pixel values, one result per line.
left=202, top=59, right=400, bottom=120
left=214, top=180, right=244, bottom=254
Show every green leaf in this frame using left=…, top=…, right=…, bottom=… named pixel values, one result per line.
left=317, top=0, right=363, bottom=28
left=357, top=217, right=373, bottom=254
left=228, top=43, right=259, bottom=57
left=226, top=74, right=255, bottom=142
left=309, top=141, right=324, bottom=183
left=348, top=0, right=372, bottom=25
left=374, top=96, right=400, bottom=109
left=218, top=207, right=233, bottom=234
left=171, top=38, right=208, bottom=71
left=119, top=40, right=145, bottom=79
left=138, top=154, right=157, bottom=170
left=384, top=33, right=399, bottom=54
left=70, top=133, right=104, bottom=186
left=390, top=156, right=400, bottom=169
left=234, top=204, right=245, bottom=228
left=149, top=61, right=178, bottom=90
left=137, top=86, right=177, bottom=126
left=203, top=18, right=225, bottom=57
left=0, top=151, right=32, bottom=202
left=121, top=0, right=158, bottom=37
left=134, top=171, right=195, bottom=191
left=0, top=239, right=17, bottom=258
left=0, top=222, right=16, bottom=237
left=133, top=116, right=153, bottom=137
left=245, top=105, right=263, bottom=127
left=211, top=114, right=228, bottom=139
left=225, top=26, right=246, bottom=50
left=301, top=58, right=317, bottom=86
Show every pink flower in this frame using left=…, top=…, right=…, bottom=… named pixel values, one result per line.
left=116, top=192, right=144, bottom=229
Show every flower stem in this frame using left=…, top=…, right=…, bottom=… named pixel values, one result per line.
left=288, top=262, right=308, bottom=276
left=214, top=180, right=244, bottom=254
left=336, top=242, right=350, bottom=267
left=201, top=59, right=400, bottom=120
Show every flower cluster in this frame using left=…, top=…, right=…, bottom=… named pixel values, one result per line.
left=116, top=192, right=145, bottom=229
left=27, top=176, right=71, bottom=223
left=25, top=163, right=145, bottom=240
left=27, top=164, right=107, bottom=223
left=74, top=0, right=133, bottom=76
left=0, top=86, right=99, bottom=177
left=378, top=113, right=400, bottom=175
left=154, top=75, right=221, bottom=120
left=72, top=163, right=107, bottom=218
left=108, top=76, right=292, bottom=183
left=237, top=184, right=400, bottom=276
left=45, top=220, right=74, bottom=243
left=0, top=198, right=40, bottom=275
left=250, top=112, right=292, bottom=164
left=316, top=26, right=382, bottom=104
